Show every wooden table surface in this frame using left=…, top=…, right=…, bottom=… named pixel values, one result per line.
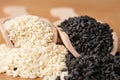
left=0, top=0, right=120, bottom=80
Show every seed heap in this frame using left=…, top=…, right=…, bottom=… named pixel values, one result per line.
left=0, top=15, right=68, bottom=80
left=0, top=15, right=119, bottom=80
left=4, top=15, right=53, bottom=48
left=59, top=16, right=113, bottom=56
left=65, top=52, right=120, bottom=80
left=58, top=16, right=120, bottom=80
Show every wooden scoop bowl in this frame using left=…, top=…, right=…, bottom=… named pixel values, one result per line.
left=53, top=19, right=118, bottom=58
left=0, top=16, right=58, bottom=48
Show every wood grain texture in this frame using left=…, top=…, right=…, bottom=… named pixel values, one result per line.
left=0, top=0, right=120, bottom=80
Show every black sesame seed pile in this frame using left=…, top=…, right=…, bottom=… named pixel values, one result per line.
left=58, top=16, right=120, bottom=80
left=65, top=52, right=120, bottom=80
left=58, top=16, right=113, bottom=56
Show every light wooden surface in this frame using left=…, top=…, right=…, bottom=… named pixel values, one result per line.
left=0, top=0, right=120, bottom=80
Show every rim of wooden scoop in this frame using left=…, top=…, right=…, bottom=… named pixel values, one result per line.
left=0, top=16, right=58, bottom=48
left=0, top=17, right=14, bottom=48
left=110, top=32, right=118, bottom=55
left=55, top=26, right=80, bottom=57
left=55, top=26, right=118, bottom=58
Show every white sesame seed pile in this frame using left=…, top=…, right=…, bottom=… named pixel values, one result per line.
left=4, top=15, right=53, bottom=48
left=0, top=15, right=68, bottom=80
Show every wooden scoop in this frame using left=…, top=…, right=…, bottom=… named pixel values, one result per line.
left=51, top=8, right=118, bottom=57
left=56, top=26, right=118, bottom=57
left=0, top=16, right=58, bottom=48
left=0, top=18, right=14, bottom=48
